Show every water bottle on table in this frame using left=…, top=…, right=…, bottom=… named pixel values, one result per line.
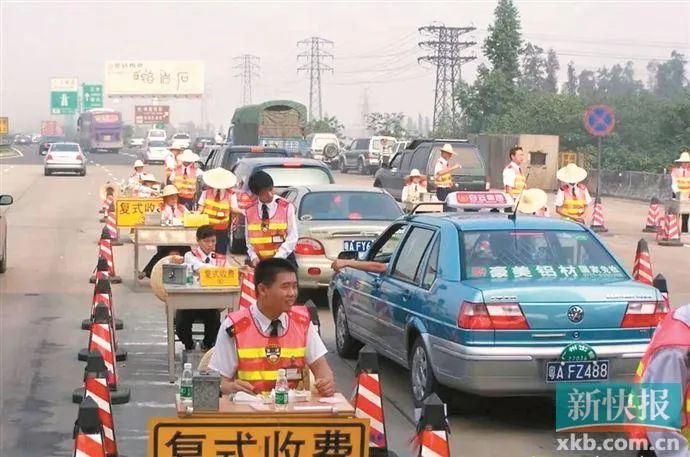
left=180, top=362, right=193, bottom=406
left=185, top=264, right=193, bottom=286
left=274, top=368, right=288, bottom=410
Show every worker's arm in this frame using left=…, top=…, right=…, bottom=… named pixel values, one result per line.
left=309, top=356, right=335, bottom=397
left=434, top=164, right=460, bottom=179
left=275, top=203, right=298, bottom=259
left=208, top=319, right=257, bottom=395
left=331, top=259, right=388, bottom=273
left=671, top=175, right=679, bottom=194
left=503, top=166, right=515, bottom=193
left=220, top=375, right=256, bottom=395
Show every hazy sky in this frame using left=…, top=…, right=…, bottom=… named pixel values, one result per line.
left=1, top=1, right=688, bottom=135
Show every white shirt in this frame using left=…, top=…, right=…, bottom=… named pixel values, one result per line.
left=555, top=184, right=593, bottom=206
left=198, top=189, right=239, bottom=211
left=434, top=157, right=448, bottom=178
left=502, top=161, right=522, bottom=188
left=244, top=196, right=298, bottom=262
left=161, top=204, right=188, bottom=225
left=401, top=182, right=427, bottom=203
left=183, top=248, right=214, bottom=272
left=137, top=185, right=158, bottom=198
left=164, top=153, right=178, bottom=171
left=170, top=164, right=202, bottom=181
left=208, top=304, right=328, bottom=379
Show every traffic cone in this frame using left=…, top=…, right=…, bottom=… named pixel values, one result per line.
left=238, top=271, right=256, bottom=308
left=92, top=228, right=121, bottom=284
left=590, top=196, right=608, bottom=233
left=414, top=394, right=450, bottom=457
left=74, top=351, right=119, bottom=456
left=643, top=197, right=661, bottom=233
left=99, top=195, right=113, bottom=222
left=352, top=345, right=389, bottom=454
left=631, top=239, right=653, bottom=285
left=105, top=203, right=122, bottom=246
left=74, top=304, right=130, bottom=405
left=657, top=206, right=683, bottom=247
left=82, top=278, right=123, bottom=331
left=79, top=302, right=127, bottom=362
left=653, top=274, right=670, bottom=308
left=89, top=256, right=110, bottom=285
left=72, top=396, right=107, bottom=457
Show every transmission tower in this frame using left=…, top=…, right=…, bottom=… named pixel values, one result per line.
left=233, top=54, right=260, bottom=105
left=297, top=37, right=334, bottom=120
left=418, top=24, right=476, bottom=135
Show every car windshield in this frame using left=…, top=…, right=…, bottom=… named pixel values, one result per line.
left=44, top=136, right=64, bottom=142
left=462, top=230, right=627, bottom=281
left=299, top=191, right=403, bottom=221
left=50, top=143, right=79, bottom=152
left=260, top=166, right=332, bottom=187
left=372, top=138, right=395, bottom=151
left=431, top=143, right=483, bottom=175
left=148, top=141, right=167, bottom=147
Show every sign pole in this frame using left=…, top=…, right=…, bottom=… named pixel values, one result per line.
left=597, top=136, right=602, bottom=198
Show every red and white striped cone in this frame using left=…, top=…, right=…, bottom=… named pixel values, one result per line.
left=590, top=196, right=608, bottom=233
left=352, top=346, right=389, bottom=453
left=82, top=278, right=123, bottom=331
left=105, top=203, right=122, bottom=246
left=80, top=300, right=126, bottom=362
left=89, top=256, right=110, bottom=285
left=99, top=195, right=113, bottom=222
left=74, top=304, right=130, bottom=405
left=643, top=197, right=661, bottom=233
left=414, top=393, right=450, bottom=457
left=653, top=274, right=670, bottom=310
left=658, top=208, right=683, bottom=247
left=239, top=271, right=256, bottom=309
left=72, top=396, right=107, bottom=457
left=74, top=351, right=119, bottom=456
left=92, top=229, right=121, bottom=284
left=631, top=239, right=654, bottom=285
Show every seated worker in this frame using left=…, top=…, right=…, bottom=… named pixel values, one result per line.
left=245, top=171, right=298, bottom=269
left=516, top=188, right=550, bottom=217
left=136, top=173, right=160, bottom=198
left=209, top=258, right=335, bottom=396
left=160, top=185, right=189, bottom=225
left=125, top=160, right=146, bottom=193
left=176, top=225, right=225, bottom=350
left=401, top=168, right=428, bottom=203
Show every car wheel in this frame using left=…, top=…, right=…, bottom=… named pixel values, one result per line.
left=339, top=158, right=348, bottom=174
left=334, top=296, right=363, bottom=359
left=409, top=336, right=445, bottom=407
left=80, top=169, right=86, bottom=176
left=44, top=169, right=50, bottom=176
left=0, top=239, right=7, bottom=274
left=357, top=159, right=366, bottom=175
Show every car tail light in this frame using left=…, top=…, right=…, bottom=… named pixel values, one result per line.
left=43, top=143, right=50, bottom=148
left=295, top=238, right=325, bottom=255
left=307, top=267, right=321, bottom=276
left=282, top=162, right=302, bottom=168
left=250, top=146, right=265, bottom=153
left=197, top=143, right=202, bottom=148
left=485, top=179, right=491, bottom=191
left=457, top=301, right=529, bottom=330
left=621, top=301, right=668, bottom=328
left=77, top=154, right=84, bottom=161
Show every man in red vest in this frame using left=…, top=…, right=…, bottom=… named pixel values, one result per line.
left=209, top=258, right=335, bottom=396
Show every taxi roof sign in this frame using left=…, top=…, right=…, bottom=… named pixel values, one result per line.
left=446, top=191, right=514, bottom=210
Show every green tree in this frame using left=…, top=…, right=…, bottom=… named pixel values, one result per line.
left=578, top=69, right=597, bottom=99
left=563, top=61, right=578, bottom=94
left=544, top=49, right=560, bottom=93
left=304, top=116, right=344, bottom=138
left=519, top=43, right=546, bottom=92
left=483, top=0, right=523, bottom=82
left=365, top=112, right=406, bottom=137
left=648, top=51, right=687, bottom=98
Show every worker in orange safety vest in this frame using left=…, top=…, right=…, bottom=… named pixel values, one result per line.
left=164, top=144, right=182, bottom=184
left=671, top=152, right=690, bottom=234
left=208, top=258, right=335, bottom=395
left=629, top=304, right=689, bottom=457
left=170, top=149, right=201, bottom=210
left=198, top=167, right=241, bottom=262
left=503, top=145, right=527, bottom=199
left=555, top=163, right=592, bottom=223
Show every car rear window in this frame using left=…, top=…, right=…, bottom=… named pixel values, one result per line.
left=299, top=192, right=403, bottom=221
left=462, top=230, right=627, bottom=280
left=431, top=143, right=483, bottom=175
left=260, top=166, right=332, bottom=187
left=44, top=136, right=65, bottom=142
left=224, top=152, right=286, bottom=168
left=149, top=141, right=167, bottom=147
left=50, top=143, right=80, bottom=152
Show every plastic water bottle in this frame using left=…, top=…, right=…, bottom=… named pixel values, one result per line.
left=180, top=362, right=193, bottom=406
left=274, top=368, right=289, bottom=410
left=185, top=264, right=193, bottom=286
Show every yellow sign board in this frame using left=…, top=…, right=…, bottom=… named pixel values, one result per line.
left=115, top=198, right=163, bottom=227
left=184, top=212, right=209, bottom=228
left=199, top=267, right=240, bottom=287
left=149, top=417, right=368, bottom=456
left=0, top=117, right=8, bottom=135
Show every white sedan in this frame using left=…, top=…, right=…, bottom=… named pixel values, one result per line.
left=44, top=142, right=86, bottom=176
left=144, top=140, right=170, bottom=164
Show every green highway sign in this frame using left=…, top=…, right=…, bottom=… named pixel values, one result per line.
left=82, top=84, right=103, bottom=109
left=50, top=91, right=78, bottom=115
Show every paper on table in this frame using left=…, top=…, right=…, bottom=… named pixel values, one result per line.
left=318, top=397, right=341, bottom=404
left=232, top=391, right=262, bottom=403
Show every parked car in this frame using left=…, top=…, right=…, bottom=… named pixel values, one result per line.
left=305, top=133, right=341, bottom=166
left=39, top=135, right=67, bottom=155
left=228, top=157, right=335, bottom=255
left=44, top=142, right=86, bottom=176
left=338, top=136, right=396, bottom=175
left=374, top=139, right=489, bottom=201
left=144, top=140, right=171, bottom=164
left=197, top=145, right=221, bottom=170
left=329, top=193, right=664, bottom=406
left=147, top=129, right=167, bottom=142
left=192, top=137, right=215, bottom=154
left=283, top=185, right=403, bottom=303
left=171, top=132, right=191, bottom=148
left=13, top=134, right=32, bottom=145
left=393, top=140, right=410, bottom=154
left=205, top=145, right=289, bottom=172
left=129, top=137, right=145, bottom=148
left=0, top=194, right=13, bottom=273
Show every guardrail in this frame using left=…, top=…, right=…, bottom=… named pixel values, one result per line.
left=588, top=169, right=673, bottom=201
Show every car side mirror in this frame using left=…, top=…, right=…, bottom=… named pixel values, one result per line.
left=0, top=195, right=13, bottom=206
left=337, top=250, right=358, bottom=260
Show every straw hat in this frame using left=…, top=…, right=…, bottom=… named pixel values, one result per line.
left=556, top=163, right=587, bottom=184
left=179, top=149, right=200, bottom=163
left=140, top=173, right=158, bottom=184
left=674, top=151, right=690, bottom=163
left=133, top=159, right=144, bottom=168
left=99, top=182, right=120, bottom=201
left=202, top=167, right=238, bottom=189
left=517, top=188, right=548, bottom=214
left=161, top=185, right=179, bottom=197
left=440, top=143, right=455, bottom=155
left=406, top=168, right=423, bottom=179
left=150, top=255, right=184, bottom=302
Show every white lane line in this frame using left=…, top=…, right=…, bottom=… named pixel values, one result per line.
left=10, top=147, right=24, bottom=158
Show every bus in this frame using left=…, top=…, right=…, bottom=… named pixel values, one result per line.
left=77, top=109, right=124, bottom=153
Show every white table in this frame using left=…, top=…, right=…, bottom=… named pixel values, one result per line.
left=163, top=284, right=240, bottom=383
left=133, top=226, right=198, bottom=287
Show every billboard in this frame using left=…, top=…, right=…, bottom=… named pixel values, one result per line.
left=134, top=105, right=170, bottom=125
left=50, top=78, right=78, bottom=91
left=41, top=121, right=58, bottom=136
left=105, top=60, right=204, bottom=97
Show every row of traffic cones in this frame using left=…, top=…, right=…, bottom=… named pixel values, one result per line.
left=641, top=197, right=684, bottom=246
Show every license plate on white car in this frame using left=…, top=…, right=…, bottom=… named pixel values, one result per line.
left=545, top=360, right=609, bottom=383
left=343, top=240, right=371, bottom=252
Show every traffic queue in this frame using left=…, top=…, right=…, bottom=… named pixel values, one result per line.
left=71, top=141, right=690, bottom=457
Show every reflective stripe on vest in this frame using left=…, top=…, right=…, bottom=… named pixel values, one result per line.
left=436, top=160, right=453, bottom=188
left=507, top=164, right=526, bottom=197
left=560, top=185, right=586, bottom=219
left=229, top=306, right=310, bottom=393
left=246, top=199, right=289, bottom=259
left=677, top=176, right=690, bottom=193
left=202, top=189, right=232, bottom=230
left=173, top=165, right=197, bottom=198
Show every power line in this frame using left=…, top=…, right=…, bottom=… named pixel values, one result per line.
left=233, top=54, right=260, bottom=105
left=418, top=23, right=477, bottom=136
left=297, top=36, right=334, bottom=121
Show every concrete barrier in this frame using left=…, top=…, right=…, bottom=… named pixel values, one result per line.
left=588, top=170, right=672, bottom=201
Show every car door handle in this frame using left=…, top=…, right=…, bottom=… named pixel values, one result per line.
left=401, top=291, right=412, bottom=301
left=373, top=277, right=383, bottom=288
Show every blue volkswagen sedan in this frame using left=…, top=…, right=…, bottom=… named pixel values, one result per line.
left=328, top=193, right=667, bottom=405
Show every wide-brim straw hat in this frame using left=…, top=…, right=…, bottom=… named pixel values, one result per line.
left=150, top=255, right=184, bottom=302
left=556, top=163, right=587, bottom=184
left=406, top=168, right=423, bottom=179
left=179, top=149, right=200, bottom=163
left=674, top=151, right=690, bottom=163
left=440, top=143, right=456, bottom=155
left=133, top=159, right=145, bottom=168
left=140, top=173, right=159, bottom=184
left=161, top=185, right=179, bottom=197
left=517, top=188, right=548, bottom=214
left=202, top=167, right=238, bottom=189
left=99, top=182, right=120, bottom=201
